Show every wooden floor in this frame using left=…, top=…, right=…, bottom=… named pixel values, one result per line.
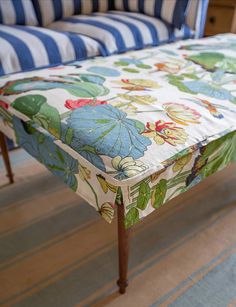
left=0, top=149, right=236, bottom=307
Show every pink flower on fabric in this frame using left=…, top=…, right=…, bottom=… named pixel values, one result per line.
left=163, top=102, right=201, bottom=126
left=48, top=66, right=65, bottom=70
left=65, top=98, right=107, bottom=110
left=0, top=100, right=8, bottom=109
left=144, top=120, right=188, bottom=146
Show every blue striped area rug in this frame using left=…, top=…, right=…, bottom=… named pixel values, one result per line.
left=0, top=149, right=236, bottom=307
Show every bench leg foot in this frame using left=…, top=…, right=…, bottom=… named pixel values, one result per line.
left=117, top=198, right=130, bottom=294
left=0, top=131, right=14, bottom=184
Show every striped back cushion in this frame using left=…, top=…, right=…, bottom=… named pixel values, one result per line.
left=114, top=0, right=190, bottom=29
left=0, top=0, right=38, bottom=26
left=33, top=0, right=113, bottom=26
left=0, top=24, right=103, bottom=76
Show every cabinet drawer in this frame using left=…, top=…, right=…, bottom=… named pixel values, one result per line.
left=205, top=6, right=234, bottom=36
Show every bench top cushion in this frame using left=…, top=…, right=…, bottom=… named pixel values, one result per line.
left=0, top=25, right=104, bottom=76
left=48, top=11, right=193, bottom=55
left=0, top=33, right=236, bottom=225
left=1, top=32, right=236, bottom=182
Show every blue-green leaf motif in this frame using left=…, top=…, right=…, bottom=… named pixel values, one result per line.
left=38, top=138, right=79, bottom=191
left=0, top=75, right=109, bottom=98
left=13, top=117, right=79, bottom=191
left=87, top=66, right=121, bottom=77
left=13, top=116, right=40, bottom=161
left=61, top=123, right=106, bottom=171
left=183, top=80, right=236, bottom=103
left=67, top=105, right=151, bottom=163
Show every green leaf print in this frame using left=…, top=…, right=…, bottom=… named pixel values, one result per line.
left=67, top=82, right=109, bottom=98
left=79, top=74, right=106, bottom=85
left=136, top=63, right=152, bottom=69
left=152, top=179, right=168, bottom=209
left=187, top=52, right=236, bottom=73
left=12, top=95, right=46, bottom=117
left=200, top=132, right=236, bottom=177
left=125, top=207, right=140, bottom=228
left=137, top=181, right=151, bottom=210
left=187, top=52, right=224, bottom=71
left=64, top=128, right=74, bottom=145
left=114, top=61, right=129, bottom=66
left=123, top=68, right=140, bottom=73
left=133, top=119, right=146, bottom=133
left=33, top=103, right=61, bottom=139
left=167, top=75, right=195, bottom=94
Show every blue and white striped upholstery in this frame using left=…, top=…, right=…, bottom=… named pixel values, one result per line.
left=48, top=11, right=194, bottom=56
left=114, top=0, right=190, bottom=29
left=0, top=0, right=38, bottom=26
left=186, top=0, right=209, bottom=38
left=0, top=25, right=104, bottom=76
left=33, top=0, right=113, bottom=26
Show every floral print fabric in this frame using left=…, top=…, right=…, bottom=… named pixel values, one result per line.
left=0, top=33, right=236, bottom=227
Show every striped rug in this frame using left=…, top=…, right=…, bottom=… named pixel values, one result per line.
left=0, top=149, right=236, bottom=307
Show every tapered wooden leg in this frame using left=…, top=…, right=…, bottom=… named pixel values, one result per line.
left=117, top=199, right=130, bottom=294
left=0, top=131, right=14, bottom=184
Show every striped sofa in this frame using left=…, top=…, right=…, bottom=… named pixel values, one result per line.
left=0, top=0, right=209, bottom=76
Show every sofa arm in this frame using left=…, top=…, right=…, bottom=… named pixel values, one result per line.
left=186, top=0, right=209, bottom=38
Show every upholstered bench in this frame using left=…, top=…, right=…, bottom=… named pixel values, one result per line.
left=0, top=33, right=236, bottom=294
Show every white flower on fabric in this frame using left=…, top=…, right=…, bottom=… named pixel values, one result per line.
left=112, top=156, right=148, bottom=180
left=163, top=102, right=201, bottom=126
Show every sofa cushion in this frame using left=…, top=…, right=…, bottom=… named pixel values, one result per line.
left=33, top=0, right=113, bottom=26
left=48, top=11, right=194, bottom=55
left=0, top=0, right=38, bottom=26
left=114, top=0, right=190, bottom=29
left=0, top=25, right=104, bottom=76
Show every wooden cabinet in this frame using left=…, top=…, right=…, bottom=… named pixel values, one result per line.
left=205, top=0, right=236, bottom=36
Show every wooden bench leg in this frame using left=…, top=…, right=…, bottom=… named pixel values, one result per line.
left=117, top=199, right=130, bottom=294
left=0, top=131, right=14, bottom=184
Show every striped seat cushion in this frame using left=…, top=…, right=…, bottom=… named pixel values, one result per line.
left=114, top=0, right=191, bottom=29
left=33, top=0, right=113, bottom=26
left=0, top=25, right=104, bottom=76
left=48, top=11, right=194, bottom=56
left=0, top=0, right=38, bottom=26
